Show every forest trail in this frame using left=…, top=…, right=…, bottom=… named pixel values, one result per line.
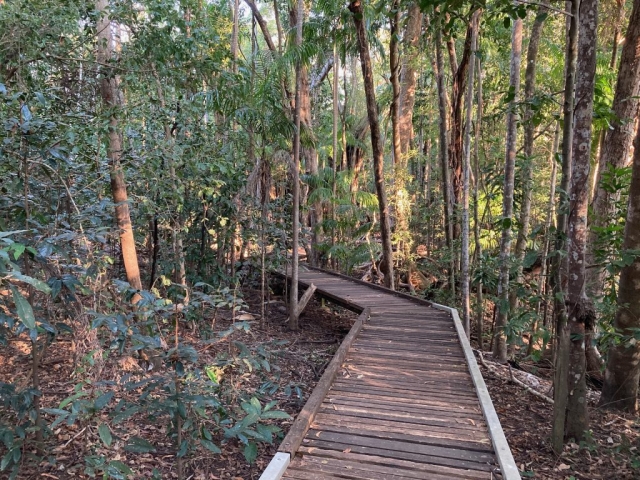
left=264, top=267, right=520, bottom=480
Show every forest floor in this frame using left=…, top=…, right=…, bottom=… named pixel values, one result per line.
left=2, top=283, right=640, bottom=479
left=0, top=289, right=356, bottom=480
left=480, top=348, right=640, bottom=480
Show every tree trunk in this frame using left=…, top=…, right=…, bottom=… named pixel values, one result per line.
left=564, top=0, right=598, bottom=441
left=493, top=14, right=523, bottom=363
left=551, top=0, right=580, bottom=453
left=390, top=0, right=406, bottom=269
left=535, top=122, right=560, bottom=352
left=96, top=0, right=142, bottom=294
left=510, top=4, right=548, bottom=314
left=290, top=3, right=320, bottom=266
left=588, top=0, right=640, bottom=298
left=243, top=0, right=277, bottom=52
left=447, top=23, right=475, bottom=238
left=434, top=26, right=456, bottom=296
left=461, top=10, right=480, bottom=337
left=398, top=2, right=423, bottom=156
left=331, top=43, right=339, bottom=264
left=474, top=57, right=484, bottom=349
left=600, top=126, right=640, bottom=412
left=349, top=0, right=394, bottom=290
left=289, top=0, right=303, bottom=330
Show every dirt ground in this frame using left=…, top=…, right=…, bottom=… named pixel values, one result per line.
left=481, top=356, right=640, bottom=479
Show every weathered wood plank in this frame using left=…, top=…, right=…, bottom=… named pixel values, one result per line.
left=297, top=447, right=492, bottom=479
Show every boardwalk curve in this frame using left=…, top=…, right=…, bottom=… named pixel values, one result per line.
left=262, top=267, right=520, bottom=480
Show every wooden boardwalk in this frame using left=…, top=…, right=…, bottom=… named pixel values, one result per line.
left=262, top=267, right=520, bottom=480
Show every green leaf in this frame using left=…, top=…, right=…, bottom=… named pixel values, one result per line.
left=177, top=439, right=188, bottom=458
left=200, top=439, right=221, bottom=453
left=59, top=391, right=86, bottom=409
left=11, top=244, right=25, bottom=260
left=9, top=272, right=51, bottom=294
left=107, top=460, right=132, bottom=475
left=260, top=410, right=291, bottom=420
left=244, top=442, right=258, bottom=464
left=98, top=424, right=112, bottom=447
left=94, top=392, right=114, bottom=410
left=9, top=286, right=36, bottom=330
left=124, top=437, right=156, bottom=453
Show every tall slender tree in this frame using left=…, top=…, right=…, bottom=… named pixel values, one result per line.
left=564, top=0, right=598, bottom=441
left=96, top=0, right=142, bottom=295
left=434, top=25, right=456, bottom=295
left=493, top=12, right=523, bottom=362
left=289, top=0, right=303, bottom=330
left=349, top=0, right=394, bottom=289
left=510, top=4, right=548, bottom=314
left=552, top=0, right=580, bottom=453
left=461, top=10, right=480, bottom=337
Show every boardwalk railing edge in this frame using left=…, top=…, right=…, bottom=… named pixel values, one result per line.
left=259, top=307, right=371, bottom=480
left=431, top=302, right=521, bottom=480
left=266, top=266, right=521, bottom=480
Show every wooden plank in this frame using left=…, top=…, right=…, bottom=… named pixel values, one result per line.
left=302, top=429, right=496, bottom=465
left=325, top=393, right=484, bottom=426
left=287, top=456, right=439, bottom=480
left=313, top=412, right=491, bottom=444
left=309, top=421, right=494, bottom=452
left=331, top=379, right=479, bottom=400
left=302, top=438, right=494, bottom=472
left=318, top=403, right=486, bottom=430
left=278, top=308, right=370, bottom=455
left=329, top=381, right=481, bottom=403
left=298, top=447, right=491, bottom=479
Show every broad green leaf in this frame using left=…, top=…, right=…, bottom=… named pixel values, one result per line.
left=9, top=272, right=51, bottom=294
left=124, top=437, right=156, bottom=453
left=260, top=410, right=291, bottom=420
left=94, top=392, right=114, bottom=410
left=98, top=424, right=112, bottom=447
left=59, top=391, right=86, bottom=409
left=107, top=460, right=132, bottom=475
left=9, top=286, right=36, bottom=330
left=244, top=442, right=258, bottom=464
left=200, top=439, right=221, bottom=453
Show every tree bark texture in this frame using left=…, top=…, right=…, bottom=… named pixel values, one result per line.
left=350, top=0, right=394, bottom=289
left=290, top=4, right=321, bottom=266
left=552, top=0, right=580, bottom=453
left=434, top=26, right=456, bottom=296
left=461, top=10, right=480, bottom=338
left=96, top=0, right=142, bottom=293
left=564, top=0, right=598, bottom=441
left=510, top=5, right=547, bottom=313
left=474, top=57, right=484, bottom=349
left=243, top=0, right=277, bottom=52
left=447, top=23, right=474, bottom=226
left=588, top=0, right=640, bottom=297
left=493, top=15, right=523, bottom=362
left=289, top=0, right=303, bottom=330
left=390, top=0, right=408, bottom=268
left=600, top=126, right=640, bottom=412
left=398, top=2, right=423, bottom=156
